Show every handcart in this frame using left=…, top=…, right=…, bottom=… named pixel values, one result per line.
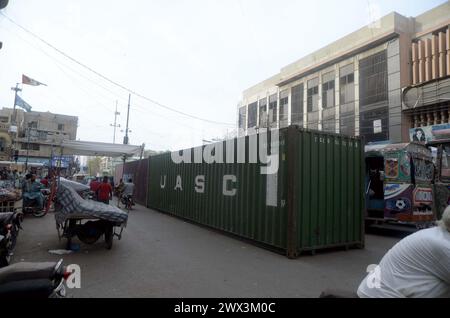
left=55, top=181, right=128, bottom=250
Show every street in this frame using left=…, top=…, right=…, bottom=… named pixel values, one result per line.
left=12, top=200, right=401, bottom=298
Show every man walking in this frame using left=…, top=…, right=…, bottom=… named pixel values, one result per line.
left=96, top=176, right=113, bottom=205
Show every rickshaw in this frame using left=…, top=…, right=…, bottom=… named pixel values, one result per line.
left=365, top=142, right=435, bottom=230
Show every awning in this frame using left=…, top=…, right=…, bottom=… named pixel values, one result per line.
left=59, top=140, right=143, bottom=157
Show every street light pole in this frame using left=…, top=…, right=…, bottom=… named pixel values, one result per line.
left=24, top=126, right=31, bottom=172
left=10, top=83, right=21, bottom=161
left=123, top=94, right=131, bottom=145
left=110, top=100, right=120, bottom=144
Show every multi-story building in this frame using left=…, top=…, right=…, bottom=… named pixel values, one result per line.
left=0, top=107, right=24, bottom=161
left=0, top=107, right=78, bottom=164
left=237, top=2, right=450, bottom=145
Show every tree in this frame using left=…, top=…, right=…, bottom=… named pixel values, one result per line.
left=87, top=157, right=102, bottom=177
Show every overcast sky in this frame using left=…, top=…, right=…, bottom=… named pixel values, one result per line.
left=0, top=0, right=446, bottom=151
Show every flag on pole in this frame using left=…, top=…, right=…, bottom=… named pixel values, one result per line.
left=22, top=74, right=47, bottom=86
left=14, top=95, right=32, bottom=112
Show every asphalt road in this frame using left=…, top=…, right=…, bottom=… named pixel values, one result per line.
left=11, top=201, right=401, bottom=298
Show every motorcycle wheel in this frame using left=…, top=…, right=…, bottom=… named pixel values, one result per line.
left=32, top=209, right=47, bottom=217
left=9, top=228, right=18, bottom=251
left=0, top=252, right=10, bottom=268
left=104, top=225, right=113, bottom=250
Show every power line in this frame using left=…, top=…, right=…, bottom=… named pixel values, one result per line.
left=0, top=12, right=235, bottom=127
left=0, top=23, right=211, bottom=139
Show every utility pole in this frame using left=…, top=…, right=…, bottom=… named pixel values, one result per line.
left=123, top=94, right=131, bottom=145
left=24, top=126, right=31, bottom=172
left=10, top=83, right=21, bottom=162
left=110, top=100, right=120, bottom=144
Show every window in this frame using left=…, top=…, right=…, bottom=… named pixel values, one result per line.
left=322, top=72, right=335, bottom=108
left=307, top=78, right=319, bottom=112
left=279, top=90, right=289, bottom=127
left=359, top=50, right=388, bottom=107
left=28, top=121, right=38, bottom=129
left=0, top=138, right=6, bottom=152
left=268, top=94, right=278, bottom=127
left=291, top=84, right=304, bottom=125
left=0, top=116, right=9, bottom=123
left=238, top=106, right=246, bottom=130
left=58, top=124, right=65, bottom=131
left=359, top=51, right=389, bottom=142
left=21, top=143, right=40, bottom=151
left=38, top=131, right=48, bottom=141
left=322, top=118, right=336, bottom=132
left=441, top=146, right=450, bottom=180
left=258, top=98, right=267, bottom=128
left=340, top=64, right=355, bottom=104
left=247, top=102, right=257, bottom=128
left=340, top=110, right=355, bottom=136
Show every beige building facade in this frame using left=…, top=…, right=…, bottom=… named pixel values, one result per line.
left=0, top=107, right=78, bottom=163
left=238, top=3, right=450, bottom=144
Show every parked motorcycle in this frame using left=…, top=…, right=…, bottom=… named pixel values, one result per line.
left=0, top=212, right=22, bottom=267
left=0, top=259, right=69, bottom=298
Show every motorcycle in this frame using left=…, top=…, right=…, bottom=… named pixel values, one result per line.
left=22, top=188, right=51, bottom=217
left=120, top=194, right=133, bottom=210
left=0, top=259, right=69, bottom=298
left=0, top=212, right=22, bottom=267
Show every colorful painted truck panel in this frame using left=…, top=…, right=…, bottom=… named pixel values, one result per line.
left=384, top=183, right=433, bottom=222
left=365, top=142, right=435, bottom=226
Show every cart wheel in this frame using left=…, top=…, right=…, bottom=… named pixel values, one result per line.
left=105, top=226, right=113, bottom=250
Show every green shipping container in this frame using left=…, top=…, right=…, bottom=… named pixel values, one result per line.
left=148, top=126, right=364, bottom=258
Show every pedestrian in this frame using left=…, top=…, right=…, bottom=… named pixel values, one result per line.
left=120, top=178, right=135, bottom=209
left=115, top=178, right=125, bottom=207
left=96, top=176, right=113, bottom=205
left=89, top=177, right=100, bottom=199
left=357, top=207, right=450, bottom=298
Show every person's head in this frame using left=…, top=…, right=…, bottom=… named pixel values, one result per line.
left=25, top=173, right=32, bottom=180
left=128, top=178, right=132, bottom=183
left=438, top=206, right=450, bottom=232
left=30, top=174, right=36, bottom=182
left=103, top=176, right=109, bottom=183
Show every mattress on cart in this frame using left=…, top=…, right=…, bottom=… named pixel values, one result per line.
left=59, top=177, right=90, bottom=193
left=55, top=183, right=128, bottom=226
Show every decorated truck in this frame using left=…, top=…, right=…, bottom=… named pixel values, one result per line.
left=426, top=139, right=450, bottom=221
left=365, top=142, right=435, bottom=229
